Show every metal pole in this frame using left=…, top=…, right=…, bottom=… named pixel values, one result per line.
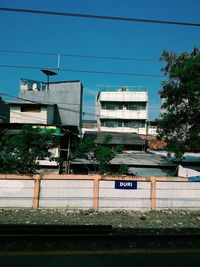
left=47, top=75, right=49, bottom=90
left=57, top=54, right=61, bottom=70
left=145, top=121, right=148, bottom=152
left=67, top=137, right=71, bottom=174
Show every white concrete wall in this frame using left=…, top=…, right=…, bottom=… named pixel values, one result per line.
left=1, top=178, right=200, bottom=210
left=99, top=181, right=151, bottom=209
left=156, top=182, right=200, bottom=208
left=10, top=106, right=48, bottom=124
left=148, top=126, right=158, bottom=135
left=38, top=147, right=60, bottom=167
left=0, top=180, right=34, bottom=207
left=100, top=109, right=147, bottom=120
left=99, top=91, right=148, bottom=102
left=99, top=126, right=146, bottom=134
left=39, top=180, right=93, bottom=208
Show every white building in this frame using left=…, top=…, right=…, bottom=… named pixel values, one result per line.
left=19, top=78, right=83, bottom=128
left=9, top=103, right=55, bottom=125
left=96, top=87, right=148, bottom=134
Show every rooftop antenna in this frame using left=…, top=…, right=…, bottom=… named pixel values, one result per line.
left=41, top=69, right=57, bottom=90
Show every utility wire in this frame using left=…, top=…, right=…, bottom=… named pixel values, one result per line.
left=0, top=49, right=161, bottom=63
left=1, top=92, right=161, bottom=110
left=1, top=92, right=83, bottom=106
left=10, top=110, right=47, bottom=123
left=0, top=7, right=200, bottom=27
left=3, top=92, right=94, bottom=117
left=60, top=67, right=163, bottom=77
left=0, top=64, right=163, bottom=78
left=10, top=110, right=81, bottom=137
left=0, top=92, right=161, bottom=122
left=61, top=53, right=160, bottom=62
left=0, top=49, right=57, bottom=56
left=2, top=92, right=161, bottom=110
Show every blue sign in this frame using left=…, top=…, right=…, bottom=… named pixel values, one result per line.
left=115, top=180, right=137, bottom=190
left=188, top=176, right=200, bottom=182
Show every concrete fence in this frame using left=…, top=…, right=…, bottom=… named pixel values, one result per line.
left=0, top=174, right=199, bottom=210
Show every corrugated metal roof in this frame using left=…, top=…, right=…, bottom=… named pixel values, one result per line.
left=128, top=167, right=174, bottom=176
left=84, top=131, right=145, bottom=145
left=72, top=151, right=176, bottom=168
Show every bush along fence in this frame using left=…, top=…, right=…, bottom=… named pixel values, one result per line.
left=0, top=174, right=199, bottom=210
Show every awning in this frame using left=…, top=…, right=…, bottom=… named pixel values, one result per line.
left=178, top=165, right=200, bottom=178
left=39, top=127, right=64, bottom=136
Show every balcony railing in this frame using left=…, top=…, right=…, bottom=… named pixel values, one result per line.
left=100, top=86, right=147, bottom=92
left=100, top=109, right=147, bottom=120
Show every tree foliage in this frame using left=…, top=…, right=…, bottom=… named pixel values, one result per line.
left=75, top=135, right=122, bottom=174
left=0, top=125, right=58, bottom=174
left=158, top=48, right=200, bottom=158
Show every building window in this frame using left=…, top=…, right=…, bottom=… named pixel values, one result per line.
left=101, top=119, right=122, bottom=127
left=21, top=106, right=41, bottom=113
left=101, top=101, right=146, bottom=110
left=125, top=102, right=146, bottom=110
left=101, top=102, right=123, bottom=110
left=124, top=120, right=145, bottom=128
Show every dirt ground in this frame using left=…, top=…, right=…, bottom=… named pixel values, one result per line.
left=1, top=209, right=200, bottom=233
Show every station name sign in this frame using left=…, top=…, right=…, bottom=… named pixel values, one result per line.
left=115, top=180, right=137, bottom=190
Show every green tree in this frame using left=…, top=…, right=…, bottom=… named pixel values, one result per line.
left=158, top=48, right=200, bottom=158
left=75, top=135, right=121, bottom=174
left=93, top=135, right=116, bottom=174
left=118, top=164, right=129, bottom=175
left=0, top=125, right=58, bottom=174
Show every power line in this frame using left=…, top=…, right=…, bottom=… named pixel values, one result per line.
left=2, top=92, right=95, bottom=118
left=60, top=67, right=163, bottom=77
left=1, top=92, right=83, bottom=106
left=1, top=92, right=161, bottom=110
left=10, top=110, right=47, bottom=123
left=0, top=64, right=163, bottom=78
left=0, top=49, right=57, bottom=56
left=0, top=92, right=161, bottom=122
left=62, top=53, right=160, bottom=62
left=0, top=7, right=200, bottom=27
left=0, top=49, right=161, bottom=63
left=1, top=92, right=92, bottom=118
left=10, top=110, right=81, bottom=137
left=0, top=92, right=44, bottom=104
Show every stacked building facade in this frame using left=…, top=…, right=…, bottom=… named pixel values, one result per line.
left=96, top=87, right=148, bottom=134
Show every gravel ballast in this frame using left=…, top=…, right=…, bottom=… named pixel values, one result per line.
left=1, top=209, right=200, bottom=233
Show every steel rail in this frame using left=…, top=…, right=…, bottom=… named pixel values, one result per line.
left=0, top=225, right=200, bottom=243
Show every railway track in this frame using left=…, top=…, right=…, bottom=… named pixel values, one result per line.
left=0, top=225, right=200, bottom=267
left=0, top=224, right=113, bottom=237
left=0, top=224, right=200, bottom=247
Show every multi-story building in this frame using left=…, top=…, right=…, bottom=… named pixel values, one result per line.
left=96, top=87, right=148, bottom=134
left=15, top=79, right=83, bottom=128
left=7, top=78, right=83, bottom=173
left=9, top=102, right=55, bottom=125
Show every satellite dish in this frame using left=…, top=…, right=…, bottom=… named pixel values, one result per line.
left=41, top=69, right=57, bottom=90
left=41, top=69, right=57, bottom=76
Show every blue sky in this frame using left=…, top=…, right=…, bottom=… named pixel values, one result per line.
left=0, top=0, right=199, bottom=120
